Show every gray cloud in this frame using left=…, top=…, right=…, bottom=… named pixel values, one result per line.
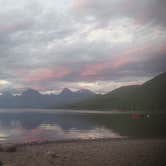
left=72, top=0, right=166, bottom=26
left=0, top=0, right=165, bottom=93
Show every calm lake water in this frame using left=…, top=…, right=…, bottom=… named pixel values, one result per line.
left=0, top=109, right=166, bottom=143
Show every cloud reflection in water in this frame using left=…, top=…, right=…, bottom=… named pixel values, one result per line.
left=0, top=111, right=122, bottom=143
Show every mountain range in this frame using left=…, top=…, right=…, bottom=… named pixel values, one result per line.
left=69, top=72, right=166, bottom=111
left=0, top=88, right=95, bottom=108
left=0, top=72, right=165, bottom=110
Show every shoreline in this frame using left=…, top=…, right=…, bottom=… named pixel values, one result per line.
left=0, top=138, right=166, bottom=166
left=1, top=136, right=166, bottom=147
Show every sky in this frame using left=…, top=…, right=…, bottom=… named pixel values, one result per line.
left=0, top=0, right=166, bottom=94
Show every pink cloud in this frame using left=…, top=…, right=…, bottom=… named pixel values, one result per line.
left=111, top=46, right=150, bottom=69
left=81, top=62, right=110, bottom=76
left=81, top=44, right=160, bottom=77
left=81, top=51, right=137, bottom=77
left=16, top=67, right=71, bottom=84
left=159, top=44, right=166, bottom=54
left=0, top=21, right=32, bottom=33
left=71, top=0, right=89, bottom=10
left=27, top=68, right=71, bottom=83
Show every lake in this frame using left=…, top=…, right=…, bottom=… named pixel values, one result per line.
left=0, top=109, right=166, bottom=143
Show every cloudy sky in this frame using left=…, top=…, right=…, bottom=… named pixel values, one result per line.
left=0, top=0, right=166, bottom=94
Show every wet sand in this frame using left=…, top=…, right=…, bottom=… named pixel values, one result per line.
left=0, top=139, right=166, bottom=166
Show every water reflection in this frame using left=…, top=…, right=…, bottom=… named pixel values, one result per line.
left=0, top=110, right=122, bottom=143
left=0, top=124, right=121, bottom=143
left=0, top=109, right=166, bottom=143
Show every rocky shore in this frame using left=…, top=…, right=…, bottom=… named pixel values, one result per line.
left=0, top=139, right=166, bottom=166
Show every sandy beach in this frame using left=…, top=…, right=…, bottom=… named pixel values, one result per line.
left=0, top=139, right=166, bottom=166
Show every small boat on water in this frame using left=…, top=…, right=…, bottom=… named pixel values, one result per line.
left=131, top=113, right=150, bottom=119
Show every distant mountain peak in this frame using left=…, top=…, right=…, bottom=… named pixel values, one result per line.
left=22, top=89, right=41, bottom=96
left=60, top=88, right=73, bottom=95
left=0, top=88, right=95, bottom=108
